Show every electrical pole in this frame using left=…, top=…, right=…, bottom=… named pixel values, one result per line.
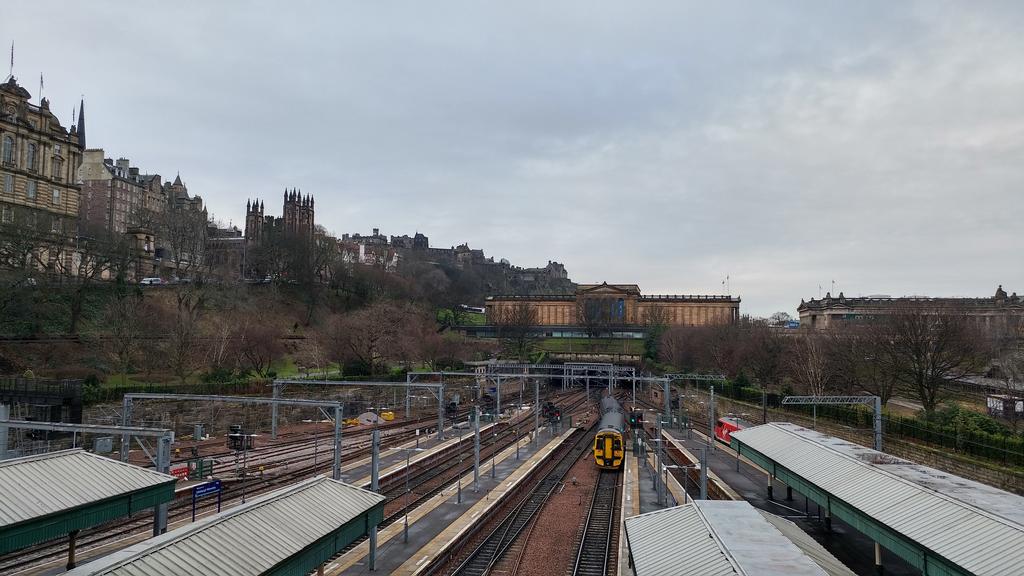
left=473, top=406, right=480, bottom=492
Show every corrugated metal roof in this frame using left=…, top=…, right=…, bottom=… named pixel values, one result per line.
left=0, top=449, right=175, bottom=527
left=731, top=423, right=1024, bottom=576
left=623, top=500, right=829, bottom=576
left=757, top=511, right=856, bottom=576
left=65, top=477, right=385, bottom=576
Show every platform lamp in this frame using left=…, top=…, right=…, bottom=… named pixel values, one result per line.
left=663, top=464, right=695, bottom=505
left=398, top=447, right=425, bottom=544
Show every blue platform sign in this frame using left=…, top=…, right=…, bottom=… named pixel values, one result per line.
left=193, top=480, right=222, bottom=499
left=191, top=480, right=223, bottom=521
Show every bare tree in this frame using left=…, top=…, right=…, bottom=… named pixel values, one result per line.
left=103, top=284, right=145, bottom=385
left=641, top=306, right=670, bottom=362
left=165, top=287, right=204, bottom=383
left=159, top=205, right=208, bottom=280
left=745, top=319, right=788, bottom=389
left=494, top=301, right=539, bottom=362
left=788, top=332, right=834, bottom=396
left=829, top=324, right=899, bottom=405
left=327, top=302, right=406, bottom=375
left=881, top=306, right=985, bottom=415
left=235, top=320, right=286, bottom=377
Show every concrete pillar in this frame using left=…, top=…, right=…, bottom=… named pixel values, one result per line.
left=786, top=485, right=793, bottom=501
left=824, top=499, right=832, bottom=531
left=767, top=474, right=774, bottom=500
left=874, top=541, right=883, bottom=574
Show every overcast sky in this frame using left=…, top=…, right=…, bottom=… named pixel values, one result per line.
left=3, top=2, right=1022, bottom=316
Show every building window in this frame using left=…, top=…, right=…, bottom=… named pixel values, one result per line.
left=52, top=157, right=63, bottom=180
left=1, top=205, right=10, bottom=223
left=2, top=173, right=11, bottom=193
left=54, top=144, right=61, bottom=154
left=27, top=143, right=37, bottom=172
left=26, top=180, right=37, bottom=199
left=52, top=188, right=60, bottom=205
left=51, top=216, right=61, bottom=233
left=1, top=136, right=13, bottom=165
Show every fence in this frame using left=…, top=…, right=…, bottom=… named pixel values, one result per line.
left=684, top=380, right=1024, bottom=469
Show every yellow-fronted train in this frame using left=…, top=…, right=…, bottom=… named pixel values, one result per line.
left=594, top=395, right=625, bottom=469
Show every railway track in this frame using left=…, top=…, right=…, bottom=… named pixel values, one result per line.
left=571, top=471, right=621, bottom=576
left=2, top=393, right=585, bottom=575
left=324, top=392, right=592, bottom=563
left=444, top=423, right=598, bottom=576
left=0, top=421, right=441, bottom=574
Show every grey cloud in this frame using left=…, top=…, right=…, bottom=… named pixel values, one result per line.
left=2, top=1, right=1021, bottom=315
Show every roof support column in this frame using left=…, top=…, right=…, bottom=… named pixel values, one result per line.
left=66, top=529, right=79, bottom=570
left=875, top=541, right=883, bottom=574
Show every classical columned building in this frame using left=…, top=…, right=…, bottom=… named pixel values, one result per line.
left=485, top=283, right=740, bottom=329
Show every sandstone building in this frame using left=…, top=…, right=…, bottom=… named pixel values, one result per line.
left=485, top=283, right=741, bottom=328
left=0, top=77, right=82, bottom=241
left=798, top=286, right=1024, bottom=336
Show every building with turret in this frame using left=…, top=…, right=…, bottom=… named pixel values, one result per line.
left=0, top=76, right=82, bottom=239
left=244, top=188, right=315, bottom=247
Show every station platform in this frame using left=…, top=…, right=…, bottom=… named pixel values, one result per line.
left=393, top=426, right=576, bottom=576
left=322, top=426, right=571, bottom=576
left=344, top=422, right=500, bottom=487
left=661, top=429, right=741, bottom=500
left=617, top=453, right=641, bottom=576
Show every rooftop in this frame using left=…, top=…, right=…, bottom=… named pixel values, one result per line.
left=624, top=500, right=844, bottom=576
left=0, top=449, right=176, bottom=554
left=65, top=477, right=385, bottom=576
left=731, top=423, right=1024, bottom=576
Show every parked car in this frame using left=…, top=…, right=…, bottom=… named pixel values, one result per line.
left=139, top=277, right=163, bottom=285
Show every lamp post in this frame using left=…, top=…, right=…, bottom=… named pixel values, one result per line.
left=398, top=447, right=425, bottom=544
left=664, top=464, right=695, bottom=504
left=491, top=431, right=498, bottom=478
left=456, top=425, right=464, bottom=504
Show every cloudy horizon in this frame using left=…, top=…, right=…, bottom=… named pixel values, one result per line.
left=3, top=1, right=1022, bottom=316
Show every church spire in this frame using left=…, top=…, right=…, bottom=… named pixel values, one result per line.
left=76, top=98, right=86, bottom=149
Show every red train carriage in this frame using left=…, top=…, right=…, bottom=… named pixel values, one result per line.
left=714, top=416, right=753, bottom=444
